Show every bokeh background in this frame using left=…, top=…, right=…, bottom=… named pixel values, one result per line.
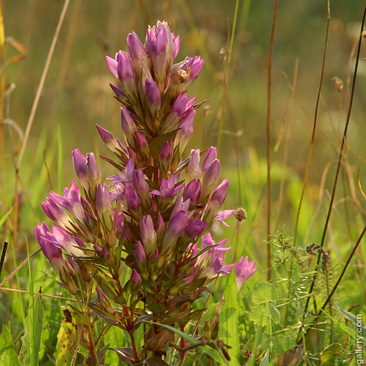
left=1, top=0, right=366, bottom=302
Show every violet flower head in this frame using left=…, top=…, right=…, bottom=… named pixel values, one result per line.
left=235, top=256, right=257, bottom=290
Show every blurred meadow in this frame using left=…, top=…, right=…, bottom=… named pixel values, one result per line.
left=1, top=0, right=366, bottom=364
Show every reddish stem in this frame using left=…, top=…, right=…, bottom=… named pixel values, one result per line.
left=129, top=331, right=139, bottom=360
left=180, top=324, right=185, bottom=360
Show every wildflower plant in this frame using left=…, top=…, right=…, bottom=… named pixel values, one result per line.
left=35, top=21, right=256, bottom=365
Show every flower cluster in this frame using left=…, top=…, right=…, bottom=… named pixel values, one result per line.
left=35, top=21, right=256, bottom=363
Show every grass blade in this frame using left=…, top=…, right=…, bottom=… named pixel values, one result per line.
left=218, top=269, right=240, bottom=365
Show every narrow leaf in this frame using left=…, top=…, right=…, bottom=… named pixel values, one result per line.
left=218, top=269, right=240, bottom=366
left=0, top=324, right=20, bottom=366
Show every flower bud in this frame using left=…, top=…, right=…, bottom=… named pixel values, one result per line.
left=130, top=268, right=142, bottom=286
left=96, top=125, right=129, bottom=164
left=41, top=197, right=74, bottom=233
left=72, top=149, right=102, bottom=200
left=134, top=131, right=150, bottom=161
left=161, top=210, right=188, bottom=256
left=34, top=223, right=77, bottom=294
left=145, top=79, right=161, bottom=115
left=204, top=179, right=229, bottom=224
left=140, top=215, right=157, bottom=256
left=186, top=149, right=201, bottom=181
left=125, top=186, right=142, bottom=213
left=175, top=108, right=195, bottom=156
left=184, top=179, right=201, bottom=205
left=163, top=92, right=195, bottom=133
left=97, top=288, right=117, bottom=316
left=159, top=141, right=173, bottom=173
left=200, top=159, right=221, bottom=199
left=185, top=220, right=207, bottom=238
left=132, top=169, right=150, bottom=208
left=146, top=21, right=173, bottom=82
left=52, top=225, right=86, bottom=257
left=121, top=106, right=137, bottom=148
left=116, top=51, right=136, bottom=95
left=202, top=147, right=217, bottom=174
left=127, top=31, right=151, bottom=74
left=135, top=241, right=149, bottom=279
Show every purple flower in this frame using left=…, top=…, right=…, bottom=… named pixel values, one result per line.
left=52, top=225, right=86, bottom=257
left=171, top=56, right=204, bottom=92
left=41, top=197, right=73, bottom=232
left=215, top=209, right=235, bottom=227
left=96, top=125, right=128, bottom=163
left=135, top=240, right=147, bottom=264
left=200, top=159, right=221, bottom=199
left=125, top=186, right=142, bottom=213
left=185, top=220, right=207, bottom=238
left=72, top=149, right=101, bottom=200
left=172, top=33, right=180, bottom=60
left=161, top=210, right=189, bottom=255
left=202, top=147, right=217, bottom=173
left=145, top=79, right=161, bottom=115
left=186, top=149, right=201, bottom=181
left=146, top=21, right=173, bottom=82
left=130, top=268, right=142, bottom=285
left=50, top=179, right=87, bottom=225
left=175, top=108, right=195, bottom=155
left=235, top=256, right=257, bottom=290
left=163, top=92, right=196, bottom=133
left=204, top=179, right=229, bottom=223
left=140, top=215, right=157, bottom=256
left=184, top=179, right=201, bottom=204
left=151, top=174, right=183, bottom=201
left=34, top=223, right=77, bottom=294
left=159, top=141, right=173, bottom=173
left=35, top=223, right=63, bottom=263
left=127, top=31, right=150, bottom=74
left=132, top=169, right=150, bottom=208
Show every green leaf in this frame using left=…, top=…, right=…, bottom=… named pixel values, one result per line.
left=321, top=310, right=365, bottom=341
left=259, top=349, right=269, bottom=366
left=0, top=206, right=13, bottom=228
left=337, top=306, right=366, bottom=332
left=268, top=303, right=281, bottom=324
left=146, top=322, right=222, bottom=363
left=0, top=324, right=20, bottom=366
left=252, top=282, right=279, bottom=303
left=320, top=344, right=343, bottom=366
left=250, top=303, right=280, bottom=327
left=27, top=241, right=44, bottom=366
left=272, top=335, right=296, bottom=356
left=218, top=269, right=240, bottom=366
left=104, top=326, right=125, bottom=365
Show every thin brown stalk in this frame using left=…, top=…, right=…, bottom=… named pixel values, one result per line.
left=0, top=286, right=78, bottom=302
left=16, top=0, right=70, bottom=171
left=266, top=0, right=278, bottom=281
left=303, top=0, right=366, bottom=321
left=293, top=0, right=330, bottom=247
